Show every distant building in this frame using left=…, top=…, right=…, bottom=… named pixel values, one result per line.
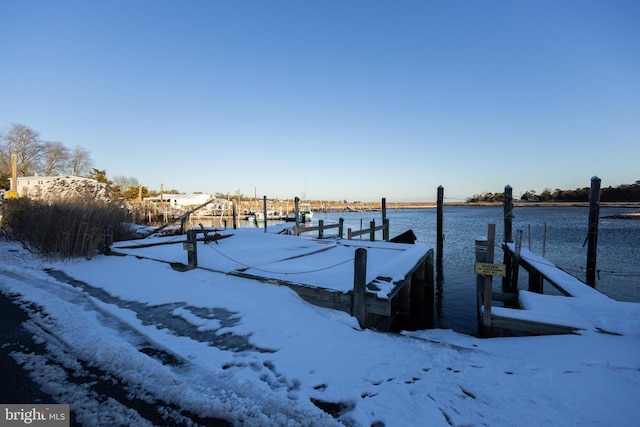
left=143, top=193, right=229, bottom=215
left=8, top=176, right=109, bottom=200
left=144, top=193, right=215, bottom=208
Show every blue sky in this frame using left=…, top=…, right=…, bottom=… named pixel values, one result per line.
left=1, top=1, right=638, bottom=202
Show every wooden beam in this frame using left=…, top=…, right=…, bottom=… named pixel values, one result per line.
left=491, top=314, right=580, bottom=335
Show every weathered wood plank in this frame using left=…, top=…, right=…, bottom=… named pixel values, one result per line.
left=491, top=314, right=580, bottom=335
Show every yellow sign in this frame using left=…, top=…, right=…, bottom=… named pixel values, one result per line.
left=475, top=262, right=506, bottom=276
left=5, top=191, right=18, bottom=199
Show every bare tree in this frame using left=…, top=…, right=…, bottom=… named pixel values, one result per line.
left=70, top=146, right=93, bottom=177
left=112, top=175, right=139, bottom=190
left=0, top=123, right=43, bottom=176
left=41, top=141, right=71, bottom=176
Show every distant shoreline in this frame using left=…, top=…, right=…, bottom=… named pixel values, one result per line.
left=315, top=201, right=640, bottom=209
left=413, top=201, right=640, bottom=208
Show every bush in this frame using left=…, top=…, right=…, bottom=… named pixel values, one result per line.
left=1, top=197, right=136, bottom=258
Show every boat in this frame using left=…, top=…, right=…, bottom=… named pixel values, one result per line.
left=253, top=210, right=286, bottom=222
left=283, top=204, right=314, bottom=222
left=299, top=203, right=313, bottom=222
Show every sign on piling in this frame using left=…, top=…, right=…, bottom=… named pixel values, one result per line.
left=475, top=262, right=506, bottom=276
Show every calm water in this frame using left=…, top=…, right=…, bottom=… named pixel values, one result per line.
left=217, top=206, right=640, bottom=335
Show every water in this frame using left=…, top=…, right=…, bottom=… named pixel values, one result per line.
left=211, top=206, right=640, bottom=335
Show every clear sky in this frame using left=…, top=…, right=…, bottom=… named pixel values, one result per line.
left=1, top=1, right=638, bottom=202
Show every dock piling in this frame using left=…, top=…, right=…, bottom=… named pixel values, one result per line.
left=511, top=229, right=522, bottom=289
left=483, top=224, right=496, bottom=335
left=381, top=198, right=389, bottom=241
left=186, top=229, right=197, bottom=269
left=353, top=248, right=367, bottom=328
left=294, top=197, right=300, bottom=235
left=502, top=185, right=514, bottom=291
left=436, top=186, right=444, bottom=269
left=475, top=237, right=487, bottom=334
left=586, top=176, right=601, bottom=286
left=232, top=201, right=237, bottom=229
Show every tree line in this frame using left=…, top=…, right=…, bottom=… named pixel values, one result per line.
left=0, top=123, right=94, bottom=187
left=466, top=181, right=640, bottom=203
left=0, top=123, right=177, bottom=200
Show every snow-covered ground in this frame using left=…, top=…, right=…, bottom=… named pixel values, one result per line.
left=1, top=229, right=639, bottom=426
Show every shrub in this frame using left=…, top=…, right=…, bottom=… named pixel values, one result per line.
left=1, top=197, right=136, bottom=259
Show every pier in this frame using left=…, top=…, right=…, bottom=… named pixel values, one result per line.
left=474, top=178, right=640, bottom=337
left=477, top=234, right=640, bottom=336
left=111, top=228, right=434, bottom=331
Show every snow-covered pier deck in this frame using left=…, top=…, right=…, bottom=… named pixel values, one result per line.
left=111, top=228, right=434, bottom=330
left=481, top=243, right=640, bottom=336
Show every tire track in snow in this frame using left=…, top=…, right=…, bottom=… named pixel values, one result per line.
left=1, top=262, right=338, bottom=426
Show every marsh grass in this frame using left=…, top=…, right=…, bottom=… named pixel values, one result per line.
left=1, top=198, right=136, bottom=259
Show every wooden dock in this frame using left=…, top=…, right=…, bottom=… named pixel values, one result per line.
left=111, top=228, right=434, bottom=331
left=476, top=237, right=640, bottom=337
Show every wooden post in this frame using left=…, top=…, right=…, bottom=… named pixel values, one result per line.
left=511, top=229, right=522, bottom=289
left=10, top=153, right=17, bottom=193
left=369, top=220, right=375, bottom=241
left=338, top=218, right=344, bottom=239
left=383, top=218, right=390, bottom=241
left=586, top=176, right=601, bottom=286
left=482, top=224, right=496, bottom=336
left=263, top=195, right=268, bottom=233
left=475, top=237, right=487, bottom=335
left=381, top=198, right=389, bottom=241
left=398, top=276, right=411, bottom=329
left=502, top=185, right=514, bottom=290
left=504, top=185, right=513, bottom=243
left=232, top=200, right=237, bottom=229
left=294, top=196, right=300, bottom=236
left=436, top=185, right=444, bottom=269
left=318, top=219, right=324, bottom=239
left=529, top=269, right=544, bottom=294
left=353, top=248, right=367, bottom=328
left=160, top=184, right=166, bottom=223
left=186, top=229, right=197, bottom=269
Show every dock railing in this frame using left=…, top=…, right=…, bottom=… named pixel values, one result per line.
left=347, top=218, right=390, bottom=241
left=294, top=217, right=390, bottom=242
left=295, top=219, right=344, bottom=239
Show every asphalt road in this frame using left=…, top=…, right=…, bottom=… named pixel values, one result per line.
left=0, top=290, right=231, bottom=426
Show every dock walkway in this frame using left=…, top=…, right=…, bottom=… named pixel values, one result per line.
left=111, top=228, right=434, bottom=330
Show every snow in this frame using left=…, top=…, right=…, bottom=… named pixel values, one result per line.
left=505, top=243, right=607, bottom=299
left=112, top=229, right=428, bottom=298
left=503, top=243, right=640, bottom=335
left=1, top=229, right=640, bottom=426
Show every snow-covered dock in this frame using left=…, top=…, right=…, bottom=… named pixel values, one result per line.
left=111, top=228, right=434, bottom=330
left=481, top=243, right=640, bottom=336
